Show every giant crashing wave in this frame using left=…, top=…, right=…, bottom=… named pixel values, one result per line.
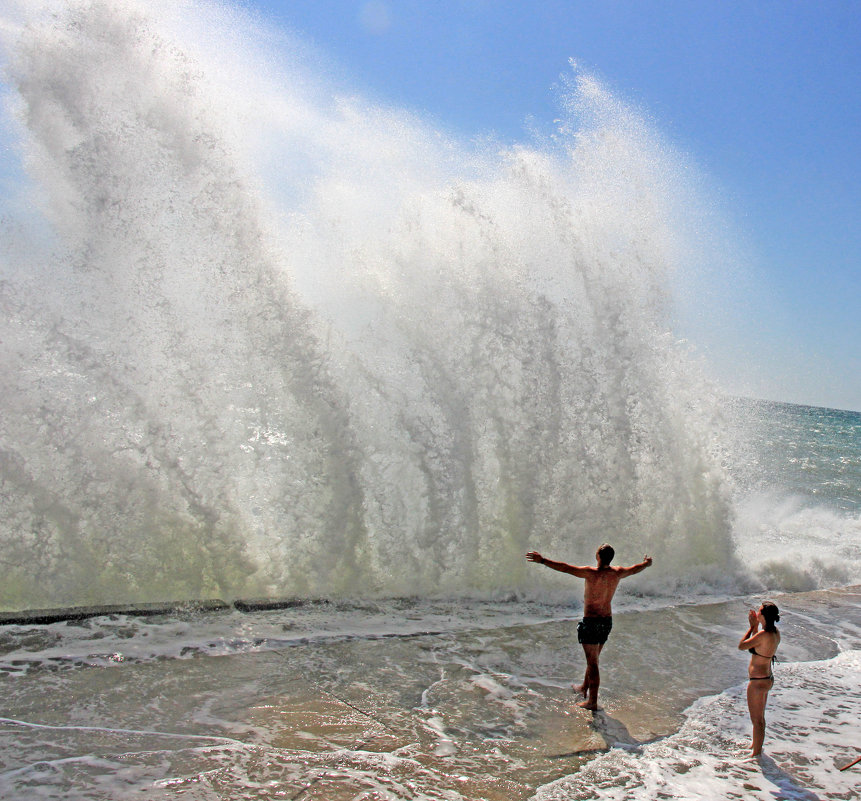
left=0, top=0, right=736, bottom=608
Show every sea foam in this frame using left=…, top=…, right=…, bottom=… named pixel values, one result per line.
left=533, top=650, right=861, bottom=801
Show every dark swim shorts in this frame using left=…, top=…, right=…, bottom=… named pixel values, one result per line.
left=577, top=616, right=613, bottom=645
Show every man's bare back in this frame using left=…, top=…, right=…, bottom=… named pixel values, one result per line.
left=526, top=544, right=652, bottom=709
left=581, top=566, right=629, bottom=617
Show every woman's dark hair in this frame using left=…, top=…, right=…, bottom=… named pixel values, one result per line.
left=761, top=602, right=780, bottom=632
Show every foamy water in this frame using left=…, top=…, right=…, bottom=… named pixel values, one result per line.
left=730, top=403, right=861, bottom=591
left=0, top=588, right=858, bottom=800
left=534, top=650, right=861, bottom=801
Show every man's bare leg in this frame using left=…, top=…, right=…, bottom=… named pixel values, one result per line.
left=577, top=644, right=602, bottom=710
left=573, top=651, right=591, bottom=698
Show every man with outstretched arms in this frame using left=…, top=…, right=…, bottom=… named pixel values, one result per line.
left=526, top=544, right=652, bottom=710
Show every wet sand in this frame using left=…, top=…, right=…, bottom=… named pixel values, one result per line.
left=0, top=586, right=858, bottom=800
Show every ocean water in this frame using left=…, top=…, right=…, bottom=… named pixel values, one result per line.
left=1, top=2, right=860, bottom=799
left=731, top=402, right=861, bottom=591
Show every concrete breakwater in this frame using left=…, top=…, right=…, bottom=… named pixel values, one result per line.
left=0, top=597, right=312, bottom=626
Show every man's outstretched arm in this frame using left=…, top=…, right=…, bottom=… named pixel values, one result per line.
left=526, top=551, right=592, bottom=577
left=617, top=555, right=653, bottom=577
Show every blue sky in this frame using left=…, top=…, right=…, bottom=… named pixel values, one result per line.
left=238, top=0, right=860, bottom=412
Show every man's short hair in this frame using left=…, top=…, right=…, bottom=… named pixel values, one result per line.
left=597, top=543, right=615, bottom=566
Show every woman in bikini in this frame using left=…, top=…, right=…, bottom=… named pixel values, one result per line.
left=738, top=601, right=781, bottom=756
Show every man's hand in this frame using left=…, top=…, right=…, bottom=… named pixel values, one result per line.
left=643, top=555, right=652, bottom=567
left=525, top=551, right=543, bottom=564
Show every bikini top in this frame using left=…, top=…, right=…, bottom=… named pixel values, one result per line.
left=749, top=647, right=778, bottom=664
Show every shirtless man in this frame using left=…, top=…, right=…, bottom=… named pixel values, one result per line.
left=526, top=544, right=652, bottom=710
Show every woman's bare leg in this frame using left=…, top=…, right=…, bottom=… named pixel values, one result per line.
left=747, top=679, right=772, bottom=756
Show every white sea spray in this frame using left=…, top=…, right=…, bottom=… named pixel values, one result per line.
left=0, top=0, right=738, bottom=607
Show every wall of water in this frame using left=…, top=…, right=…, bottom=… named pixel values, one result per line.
left=0, top=0, right=737, bottom=609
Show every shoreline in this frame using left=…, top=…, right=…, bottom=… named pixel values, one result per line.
left=532, top=649, right=861, bottom=801
left=0, top=586, right=858, bottom=800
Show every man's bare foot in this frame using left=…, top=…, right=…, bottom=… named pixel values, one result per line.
left=576, top=699, right=598, bottom=710
left=572, top=683, right=588, bottom=698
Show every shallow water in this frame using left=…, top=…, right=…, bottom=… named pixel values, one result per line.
left=1, top=587, right=858, bottom=800
left=535, top=650, right=861, bottom=801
